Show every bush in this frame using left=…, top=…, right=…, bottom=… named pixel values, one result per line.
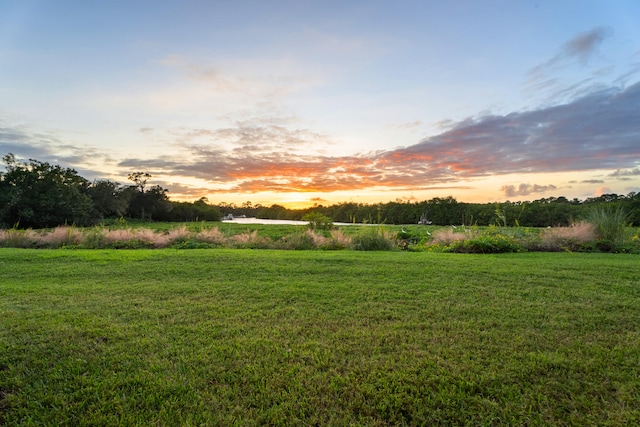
left=446, top=233, right=521, bottom=253
left=351, top=227, right=396, bottom=251
left=278, top=230, right=320, bottom=250
left=302, top=212, right=333, bottom=230
left=81, top=227, right=108, bottom=249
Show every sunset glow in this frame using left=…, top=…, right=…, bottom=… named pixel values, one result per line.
left=1, top=1, right=639, bottom=208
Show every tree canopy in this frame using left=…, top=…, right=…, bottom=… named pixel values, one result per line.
left=0, top=154, right=220, bottom=228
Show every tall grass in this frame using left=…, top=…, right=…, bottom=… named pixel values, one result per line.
left=429, top=228, right=469, bottom=245
left=534, top=222, right=597, bottom=252
left=0, top=228, right=40, bottom=248
left=0, top=222, right=638, bottom=252
left=194, top=227, right=228, bottom=246
left=351, top=227, right=396, bottom=251
left=587, top=206, right=632, bottom=248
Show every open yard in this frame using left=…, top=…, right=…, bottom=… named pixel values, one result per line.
left=1, top=249, right=639, bottom=425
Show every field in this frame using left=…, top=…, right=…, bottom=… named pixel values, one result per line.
left=1, top=249, right=639, bottom=425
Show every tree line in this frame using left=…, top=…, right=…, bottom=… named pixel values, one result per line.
left=220, top=194, right=640, bottom=227
left=0, top=154, right=221, bottom=228
left=1, top=153, right=638, bottom=229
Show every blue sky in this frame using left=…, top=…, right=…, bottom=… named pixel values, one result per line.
left=1, top=0, right=639, bottom=207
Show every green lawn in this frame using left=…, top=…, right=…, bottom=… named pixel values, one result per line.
left=1, top=249, right=639, bottom=426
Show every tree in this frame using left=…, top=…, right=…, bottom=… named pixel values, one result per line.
left=0, top=153, right=93, bottom=228
left=302, top=212, right=333, bottom=230
left=126, top=172, right=170, bottom=220
left=128, top=172, right=152, bottom=192
left=86, top=180, right=130, bottom=220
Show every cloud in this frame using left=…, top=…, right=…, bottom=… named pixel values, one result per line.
left=581, top=179, right=605, bottom=184
left=115, top=80, right=640, bottom=196
left=562, top=27, right=610, bottom=64
left=526, top=27, right=613, bottom=99
left=595, top=186, right=613, bottom=196
left=4, top=78, right=640, bottom=200
left=500, top=183, right=558, bottom=198
left=531, top=27, right=610, bottom=74
left=157, top=54, right=318, bottom=100
left=609, top=168, right=640, bottom=178
left=376, top=81, right=640, bottom=176
left=387, top=120, right=423, bottom=131
left=0, top=123, right=103, bottom=167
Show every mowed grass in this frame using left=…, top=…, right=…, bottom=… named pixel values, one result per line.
left=1, top=249, right=639, bottom=426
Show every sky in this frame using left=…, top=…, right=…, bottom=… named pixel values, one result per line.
left=1, top=0, right=639, bottom=208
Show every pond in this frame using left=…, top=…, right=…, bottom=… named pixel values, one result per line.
left=222, top=217, right=359, bottom=226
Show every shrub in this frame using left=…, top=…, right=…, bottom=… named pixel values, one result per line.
left=351, top=227, right=395, bottom=251
left=302, top=212, right=334, bottom=230
left=278, top=230, right=320, bottom=250
left=81, top=227, right=108, bottom=249
left=446, top=233, right=521, bottom=253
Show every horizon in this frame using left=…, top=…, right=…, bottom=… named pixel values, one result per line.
left=1, top=1, right=639, bottom=209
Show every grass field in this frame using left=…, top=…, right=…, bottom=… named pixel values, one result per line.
left=1, top=249, right=639, bottom=425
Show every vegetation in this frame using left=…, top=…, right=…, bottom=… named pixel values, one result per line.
left=0, top=153, right=94, bottom=228
left=0, top=154, right=221, bottom=229
left=588, top=206, right=633, bottom=248
left=244, top=194, right=640, bottom=228
left=1, top=249, right=639, bottom=425
left=2, top=153, right=640, bottom=230
left=301, top=212, right=333, bottom=230
left=1, top=218, right=639, bottom=253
